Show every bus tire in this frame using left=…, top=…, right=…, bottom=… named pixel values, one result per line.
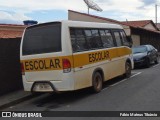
left=92, top=72, right=103, bottom=93
left=124, top=62, right=131, bottom=78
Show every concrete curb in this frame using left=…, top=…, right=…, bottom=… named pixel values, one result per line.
left=0, top=93, right=41, bottom=110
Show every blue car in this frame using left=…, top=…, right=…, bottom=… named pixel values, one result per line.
left=132, top=45, right=159, bottom=68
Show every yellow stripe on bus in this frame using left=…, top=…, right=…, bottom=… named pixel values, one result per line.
left=21, top=47, right=132, bottom=72
left=73, top=47, right=131, bottom=68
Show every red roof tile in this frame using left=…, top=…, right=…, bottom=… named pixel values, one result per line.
left=0, top=24, right=26, bottom=38
left=0, top=30, right=23, bottom=38
left=121, top=20, right=152, bottom=27
left=0, top=24, right=27, bottom=27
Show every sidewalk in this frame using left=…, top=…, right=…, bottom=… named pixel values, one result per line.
left=0, top=90, right=36, bottom=110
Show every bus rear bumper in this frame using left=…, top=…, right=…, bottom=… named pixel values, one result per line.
left=22, top=77, right=74, bottom=92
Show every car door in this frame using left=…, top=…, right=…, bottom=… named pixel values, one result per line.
left=150, top=45, right=158, bottom=61
left=148, top=45, right=156, bottom=62
left=147, top=45, right=153, bottom=62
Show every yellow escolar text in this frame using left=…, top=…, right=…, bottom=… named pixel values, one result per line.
left=88, top=51, right=110, bottom=63
left=24, top=59, right=61, bottom=71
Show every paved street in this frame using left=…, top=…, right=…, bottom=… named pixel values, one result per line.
left=3, top=63, right=160, bottom=119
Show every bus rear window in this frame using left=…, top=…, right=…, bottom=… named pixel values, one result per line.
left=22, top=23, right=61, bottom=55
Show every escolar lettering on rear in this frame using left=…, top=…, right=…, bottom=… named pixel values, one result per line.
left=23, top=58, right=61, bottom=71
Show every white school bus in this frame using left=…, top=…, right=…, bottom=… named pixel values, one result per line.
left=20, top=20, right=134, bottom=93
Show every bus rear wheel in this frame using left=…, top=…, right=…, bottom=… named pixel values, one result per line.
left=92, top=72, right=103, bottom=93
left=124, top=62, right=131, bottom=78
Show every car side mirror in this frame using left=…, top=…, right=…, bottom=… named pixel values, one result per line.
left=155, top=49, right=158, bottom=52
left=147, top=51, right=151, bottom=55
left=126, top=36, right=133, bottom=48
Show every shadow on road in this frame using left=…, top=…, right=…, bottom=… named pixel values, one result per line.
left=31, top=73, right=136, bottom=111
left=134, top=62, right=158, bottom=70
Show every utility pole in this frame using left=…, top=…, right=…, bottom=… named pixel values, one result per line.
left=88, top=7, right=90, bottom=14
left=155, top=4, right=158, bottom=26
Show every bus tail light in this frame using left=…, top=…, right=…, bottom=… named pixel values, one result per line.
left=63, top=59, right=71, bottom=73
left=21, top=63, right=25, bottom=75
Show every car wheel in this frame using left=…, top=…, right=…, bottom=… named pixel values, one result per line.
left=124, top=62, right=131, bottom=78
left=92, top=72, right=103, bottom=93
left=146, top=58, right=150, bottom=68
left=154, top=56, right=159, bottom=64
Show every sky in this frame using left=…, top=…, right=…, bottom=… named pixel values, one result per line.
left=0, top=0, right=160, bottom=24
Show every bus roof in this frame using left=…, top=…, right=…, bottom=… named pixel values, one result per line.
left=26, top=20, right=123, bottom=29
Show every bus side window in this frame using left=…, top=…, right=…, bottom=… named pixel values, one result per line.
left=90, top=30, right=103, bottom=49
left=76, top=29, right=87, bottom=51
left=113, top=31, right=123, bottom=47
left=70, top=28, right=77, bottom=52
left=84, top=29, right=92, bottom=49
left=70, top=28, right=89, bottom=52
left=101, top=30, right=114, bottom=48
left=120, top=31, right=130, bottom=47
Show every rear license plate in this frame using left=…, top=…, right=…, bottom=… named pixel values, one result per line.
left=33, top=83, right=53, bottom=92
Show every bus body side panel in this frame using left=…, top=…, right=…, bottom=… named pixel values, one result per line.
left=72, top=47, right=132, bottom=90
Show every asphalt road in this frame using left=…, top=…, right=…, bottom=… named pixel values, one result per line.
left=3, top=63, right=160, bottom=119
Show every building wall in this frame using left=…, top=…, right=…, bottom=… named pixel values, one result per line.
left=124, top=28, right=131, bottom=36
left=69, top=11, right=109, bottom=23
left=0, top=38, right=22, bottom=95
left=131, top=35, right=140, bottom=47
left=140, top=33, right=160, bottom=51
left=144, top=23, right=157, bottom=31
left=131, top=27, right=160, bottom=51
left=68, top=11, right=131, bottom=35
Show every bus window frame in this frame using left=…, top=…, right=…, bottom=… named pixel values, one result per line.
left=111, top=29, right=123, bottom=47
left=99, top=29, right=115, bottom=48
left=119, top=30, right=131, bottom=47
left=88, top=29, right=103, bottom=50
left=70, top=28, right=89, bottom=53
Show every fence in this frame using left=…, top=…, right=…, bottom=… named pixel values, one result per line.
left=0, top=38, right=22, bottom=95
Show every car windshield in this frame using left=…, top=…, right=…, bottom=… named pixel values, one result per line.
left=132, top=46, right=147, bottom=54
